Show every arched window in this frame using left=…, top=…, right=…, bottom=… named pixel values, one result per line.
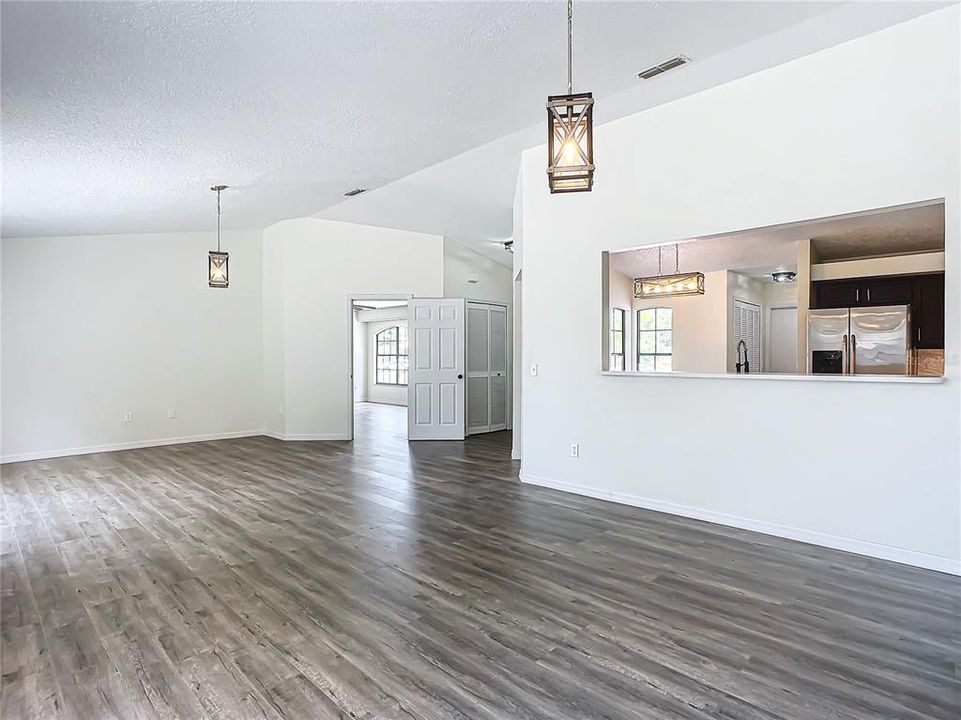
left=637, top=308, right=672, bottom=372
left=375, top=326, right=408, bottom=385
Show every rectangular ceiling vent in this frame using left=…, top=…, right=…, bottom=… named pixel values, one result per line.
left=637, top=55, right=690, bottom=80
left=344, top=188, right=368, bottom=197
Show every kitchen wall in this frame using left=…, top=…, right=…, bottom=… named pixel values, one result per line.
left=632, top=270, right=728, bottom=374
left=812, top=251, right=945, bottom=282
left=518, top=8, right=960, bottom=572
left=2, top=230, right=265, bottom=461
left=762, top=281, right=799, bottom=373
left=609, top=268, right=634, bottom=371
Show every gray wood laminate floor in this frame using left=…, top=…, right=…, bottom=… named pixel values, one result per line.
left=2, top=402, right=959, bottom=719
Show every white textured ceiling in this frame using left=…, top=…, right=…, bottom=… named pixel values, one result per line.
left=3, top=0, right=846, bottom=239
left=1, top=1, right=945, bottom=250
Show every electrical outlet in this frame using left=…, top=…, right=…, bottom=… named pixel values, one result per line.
left=530, top=363, right=538, bottom=377
left=123, top=411, right=133, bottom=423
left=167, top=408, right=177, bottom=419
left=570, top=442, right=579, bottom=458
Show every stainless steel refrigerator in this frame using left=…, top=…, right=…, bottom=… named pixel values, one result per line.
left=808, top=305, right=912, bottom=375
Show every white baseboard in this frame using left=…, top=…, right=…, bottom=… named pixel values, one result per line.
left=262, top=430, right=350, bottom=441
left=520, top=472, right=961, bottom=576
left=3, top=429, right=355, bottom=464
left=1, top=430, right=265, bottom=464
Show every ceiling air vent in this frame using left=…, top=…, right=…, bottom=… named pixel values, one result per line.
left=343, top=188, right=368, bottom=197
left=637, top=55, right=690, bottom=80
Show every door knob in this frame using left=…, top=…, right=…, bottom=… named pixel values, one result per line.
left=457, top=374, right=463, bottom=379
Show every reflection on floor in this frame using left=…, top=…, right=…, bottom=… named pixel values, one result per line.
left=1, top=410, right=958, bottom=718
left=353, top=401, right=407, bottom=450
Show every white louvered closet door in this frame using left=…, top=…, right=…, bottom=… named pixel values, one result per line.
left=488, top=305, right=508, bottom=431
left=466, top=305, right=490, bottom=434
left=733, top=299, right=761, bottom=372
left=466, top=302, right=509, bottom=435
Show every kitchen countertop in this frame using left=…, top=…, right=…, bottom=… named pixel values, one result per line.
left=600, top=370, right=945, bottom=383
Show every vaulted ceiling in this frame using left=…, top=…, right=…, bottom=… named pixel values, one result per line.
left=1, top=1, right=943, bottom=257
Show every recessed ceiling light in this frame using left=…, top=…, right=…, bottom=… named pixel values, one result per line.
left=343, top=188, right=368, bottom=197
left=772, top=271, right=797, bottom=283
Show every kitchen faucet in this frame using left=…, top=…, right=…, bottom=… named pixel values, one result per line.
left=736, top=340, right=750, bottom=374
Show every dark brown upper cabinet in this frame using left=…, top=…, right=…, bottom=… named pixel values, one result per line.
left=913, top=274, right=945, bottom=350
left=811, top=272, right=944, bottom=349
left=811, top=280, right=862, bottom=308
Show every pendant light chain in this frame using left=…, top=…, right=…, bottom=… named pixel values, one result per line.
left=567, top=0, right=573, bottom=94
left=216, top=187, right=222, bottom=253
left=657, top=245, right=662, bottom=276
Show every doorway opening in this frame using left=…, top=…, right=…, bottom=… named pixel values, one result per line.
left=350, top=297, right=410, bottom=445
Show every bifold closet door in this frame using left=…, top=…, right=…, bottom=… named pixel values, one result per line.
left=466, top=302, right=509, bottom=435
left=466, top=305, right=490, bottom=434
left=488, top=305, right=508, bottom=431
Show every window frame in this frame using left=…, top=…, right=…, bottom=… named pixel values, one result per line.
left=609, top=307, right=626, bottom=372
left=636, top=307, right=673, bottom=372
left=375, top=326, right=409, bottom=386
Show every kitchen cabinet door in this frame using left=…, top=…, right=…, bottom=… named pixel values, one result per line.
left=812, top=280, right=861, bottom=309
left=862, top=276, right=913, bottom=306
left=913, top=274, right=944, bottom=349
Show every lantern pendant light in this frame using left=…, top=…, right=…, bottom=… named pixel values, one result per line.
left=208, top=185, right=229, bottom=288
left=547, top=0, right=594, bottom=193
left=634, top=244, right=705, bottom=299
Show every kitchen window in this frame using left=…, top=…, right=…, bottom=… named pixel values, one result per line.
left=610, top=308, right=626, bottom=371
left=637, top=308, right=672, bottom=372
left=375, top=326, right=409, bottom=385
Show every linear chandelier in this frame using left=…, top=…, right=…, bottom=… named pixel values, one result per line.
left=634, top=244, right=705, bottom=299
left=208, top=184, right=229, bottom=288
left=546, top=0, right=594, bottom=193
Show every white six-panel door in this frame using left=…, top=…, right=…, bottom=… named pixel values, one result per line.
left=407, top=298, right=465, bottom=440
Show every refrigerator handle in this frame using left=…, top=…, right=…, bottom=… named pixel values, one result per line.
left=842, top=334, right=848, bottom=374
left=850, top=334, right=857, bottom=375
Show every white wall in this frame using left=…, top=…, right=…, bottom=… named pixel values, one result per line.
left=511, top=173, right=524, bottom=460
left=357, top=306, right=408, bottom=406
left=262, top=218, right=443, bottom=440
left=609, top=268, right=634, bottom=371
left=2, top=230, right=264, bottom=461
left=631, top=270, right=729, bottom=374
left=443, top=237, right=513, bottom=307
left=762, top=281, right=799, bottom=373
left=518, top=8, right=960, bottom=572
left=263, top=228, right=286, bottom=435
left=352, top=309, right=367, bottom=402
left=811, top=251, right=945, bottom=281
